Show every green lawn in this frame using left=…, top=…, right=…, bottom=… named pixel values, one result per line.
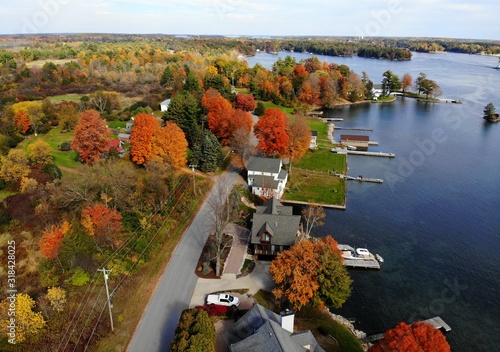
left=22, top=127, right=80, bottom=169
left=294, top=148, right=346, bottom=174
left=261, top=101, right=294, bottom=114
left=108, top=120, right=127, bottom=129
left=283, top=173, right=345, bottom=206
left=47, top=94, right=83, bottom=104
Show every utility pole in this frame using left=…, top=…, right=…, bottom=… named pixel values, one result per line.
left=98, top=268, right=114, bottom=332
left=189, top=164, right=198, bottom=195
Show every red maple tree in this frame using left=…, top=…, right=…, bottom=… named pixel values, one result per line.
left=369, top=322, right=451, bottom=352
left=130, top=113, right=158, bottom=165
left=71, top=110, right=111, bottom=164
left=14, top=110, right=31, bottom=134
left=253, top=107, right=289, bottom=156
left=234, top=94, right=256, bottom=112
left=39, top=221, right=71, bottom=260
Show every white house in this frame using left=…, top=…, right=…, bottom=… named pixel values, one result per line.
left=160, top=99, right=171, bottom=112
left=371, top=84, right=383, bottom=99
left=310, top=130, right=318, bottom=149
left=247, top=156, right=288, bottom=199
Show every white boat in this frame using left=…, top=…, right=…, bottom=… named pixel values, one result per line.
left=346, top=145, right=357, bottom=151
left=495, top=58, right=500, bottom=70
left=376, top=254, right=384, bottom=263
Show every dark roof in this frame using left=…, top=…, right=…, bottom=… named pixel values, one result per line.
left=247, top=156, right=282, bottom=174
left=253, top=175, right=279, bottom=190
left=251, top=198, right=300, bottom=246
left=230, top=305, right=326, bottom=352
left=311, top=130, right=318, bottom=136
left=340, top=134, right=369, bottom=142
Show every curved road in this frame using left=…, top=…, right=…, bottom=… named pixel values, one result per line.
left=127, top=170, right=240, bottom=352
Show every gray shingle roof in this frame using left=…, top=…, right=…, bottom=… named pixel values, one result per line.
left=230, top=305, right=326, bottom=352
left=253, top=175, right=279, bottom=190
left=251, top=198, right=300, bottom=246
left=247, top=156, right=282, bottom=174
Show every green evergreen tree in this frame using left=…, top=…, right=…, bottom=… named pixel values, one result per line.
left=163, top=91, right=201, bottom=146
left=171, top=309, right=215, bottom=352
left=483, top=102, right=496, bottom=116
left=254, top=101, right=265, bottom=116
left=190, top=130, right=222, bottom=173
left=184, top=71, right=201, bottom=93
left=160, top=66, right=174, bottom=87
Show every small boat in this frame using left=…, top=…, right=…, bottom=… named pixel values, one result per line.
left=495, top=58, right=500, bottom=70
left=376, top=254, right=384, bottom=263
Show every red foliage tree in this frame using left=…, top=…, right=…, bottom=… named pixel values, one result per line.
left=253, top=108, right=289, bottom=156
left=234, top=94, right=256, bottom=112
left=130, top=113, right=158, bottom=165
left=202, top=89, right=253, bottom=145
left=14, top=110, right=31, bottom=134
left=81, top=204, right=122, bottom=247
left=369, top=322, right=451, bottom=352
left=39, top=221, right=71, bottom=260
left=71, top=110, right=111, bottom=164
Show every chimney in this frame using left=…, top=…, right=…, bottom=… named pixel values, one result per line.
left=280, top=309, right=294, bottom=333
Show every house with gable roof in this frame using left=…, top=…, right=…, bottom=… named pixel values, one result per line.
left=251, top=198, right=301, bottom=257
left=230, top=304, right=326, bottom=352
left=247, top=156, right=288, bottom=199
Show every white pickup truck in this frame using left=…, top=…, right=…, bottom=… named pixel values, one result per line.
left=206, top=293, right=240, bottom=307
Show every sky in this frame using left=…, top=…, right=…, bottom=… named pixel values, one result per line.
left=1, top=0, right=499, bottom=40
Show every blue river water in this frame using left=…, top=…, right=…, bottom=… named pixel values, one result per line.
left=247, top=51, right=500, bottom=351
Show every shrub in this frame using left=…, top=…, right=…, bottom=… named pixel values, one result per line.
left=171, top=308, right=215, bottom=352
left=43, top=163, right=62, bottom=179
left=196, top=304, right=231, bottom=316
left=59, top=141, right=71, bottom=151
left=68, top=267, right=90, bottom=286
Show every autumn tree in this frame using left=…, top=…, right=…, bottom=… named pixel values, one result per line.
left=301, top=205, right=326, bottom=239
left=14, top=110, right=31, bottom=133
left=0, top=293, right=46, bottom=343
left=230, top=127, right=255, bottom=166
left=402, top=73, right=413, bottom=95
left=26, top=139, right=52, bottom=165
left=39, top=221, right=71, bottom=264
left=269, top=236, right=351, bottom=311
left=0, top=149, right=30, bottom=183
left=46, top=287, right=67, bottom=313
left=234, top=94, right=256, bottom=111
left=285, top=114, right=311, bottom=174
left=90, top=91, right=121, bottom=113
left=369, top=322, right=451, bottom=352
left=151, top=121, right=188, bottom=169
left=130, top=113, right=158, bottom=165
left=81, top=203, right=122, bottom=248
left=71, top=109, right=111, bottom=164
left=56, top=102, right=79, bottom=131
left=253, top=107, right=289, bottom=156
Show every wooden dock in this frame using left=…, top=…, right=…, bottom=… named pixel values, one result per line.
left=334, top=126, right=374, bottom=131
left=334, top=173, right=383, bottom=183
left=424, top=316, right=452, bottom=332
left=326, top=118, right=344, bottom=121
left=347, top=150, right=395, bottom=158
left=343, top=257, right=381, bottom=269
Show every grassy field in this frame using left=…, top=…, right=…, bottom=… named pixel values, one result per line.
left=25, top=59, right=76, bottom=68
left=261, top=101, right=294, bottom=114
left=47, top=94, right=83, bottom=104
left=294, top=148, right=346, bottom=174
left=283, top=172, right=345, bottom=206
left=22, top=127, right=79, bottom=169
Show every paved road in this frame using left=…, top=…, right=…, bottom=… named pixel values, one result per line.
left=127, top=170, right=240, bottom=352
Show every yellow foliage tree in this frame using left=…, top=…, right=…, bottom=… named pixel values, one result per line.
left=0, top=293, right=46, bottom=343
left=26, top=139, right=53, bottom=165
left=0, top=149, right=30, bottom=182
left=46, top=287, right=67, bottom=313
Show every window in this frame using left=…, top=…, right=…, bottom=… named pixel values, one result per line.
left=262, top=233, right=270, bottom=242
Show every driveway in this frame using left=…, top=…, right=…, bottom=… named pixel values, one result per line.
left=127, top=170, right=241, bottom=352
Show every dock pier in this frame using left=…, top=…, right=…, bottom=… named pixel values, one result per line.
left=333, top=126, right=374, bottom=132
left=424, top=316, right=452, bottom=332
left=347, top=150, right=395, bottom=158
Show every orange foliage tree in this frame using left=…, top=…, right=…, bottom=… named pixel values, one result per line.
left=269, top=236, right=350, bottom=311
left=39, top=221, right=71, bottom=261
left=130, top=113, right=158, bottom=165
left=369, top=322, right=451, bottom=352
left=202, top=89, right=253, bottom=145
left=234, top=94, right=256, bottom=111
left=71, top=110, right=111, bottom=164
left=81, top=204, right=122, bottom=247
left=14, top=110, right=31, bottom=134
left=253, top=108, right=289, bottom=156
left=151, top=121, right=188, bottom=168
left=285, top=114, right=311, bottom=173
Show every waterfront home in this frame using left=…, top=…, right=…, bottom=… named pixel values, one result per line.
left=247, top=156, right=288, bottom=199
left=230, top=304, right=325, bottom=352
left=250, top=198, right=301, bottom=257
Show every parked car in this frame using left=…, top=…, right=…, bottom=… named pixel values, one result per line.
left=206, top=293, right=240, bottom=307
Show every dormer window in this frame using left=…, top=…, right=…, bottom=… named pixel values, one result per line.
left=262, top=232, right=271, bottom=242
